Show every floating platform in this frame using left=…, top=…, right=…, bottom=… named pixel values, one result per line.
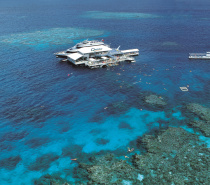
left=189, top=52, right=210, bottom=59
left=55, top=40, right=139, bottom=68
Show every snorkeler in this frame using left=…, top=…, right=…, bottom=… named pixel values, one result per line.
left=127, top=147, right=134, bottom=152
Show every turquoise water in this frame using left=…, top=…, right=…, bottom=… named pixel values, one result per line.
left=0, top=0, right=210, bottom=184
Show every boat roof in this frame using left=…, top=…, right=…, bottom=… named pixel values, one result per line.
left=78, top=45, right=112, bottom=54
left=121, top=49, right=139, bottom=53
left=67, top=53, right=83, bottom=60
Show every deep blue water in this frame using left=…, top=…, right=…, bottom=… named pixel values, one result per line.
left=0, top=0, right=210, bottom=184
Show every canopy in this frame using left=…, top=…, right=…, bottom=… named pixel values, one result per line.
left=67, top=53, right=83, bottom=60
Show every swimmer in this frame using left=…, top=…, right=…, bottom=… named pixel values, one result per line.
left=71, top=158, right=78, bottom=161
left=127, top=147, right=134, bottom=152
left=124, top=156, right=129, bottom=158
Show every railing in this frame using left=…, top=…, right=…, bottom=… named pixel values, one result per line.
left=75, top=55, right=135, bottom=67
left=189, top=53, right=206, bottom=56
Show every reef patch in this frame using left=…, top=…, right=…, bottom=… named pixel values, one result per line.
left=28, top=153, right=59, bottom=171
left=0, top=156, right=22, bottom=170
left=118, top=122, right=133, bottom=130
left=186, top=103, right=210, bottom=121
left=95, top=138, right=110, bottom=145
left=132, top=127, right=210, bottom=184
left=185, top=103, right=210, bottom=137
left=25, top=137, right=50, bottom=148
left=33, top=174, right=71, bottom=185
left=1, top=131, right=29, bottom=142
left=84, top=11, right=161, bottom=19
left=144, top=94, right=167, bottom=108
left=0, top=27, right=104, bottom=47
left=74, top=153, right=140, bottom=184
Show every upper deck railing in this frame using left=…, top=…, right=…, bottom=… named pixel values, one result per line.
left=189, top=53, right=207, bottom=56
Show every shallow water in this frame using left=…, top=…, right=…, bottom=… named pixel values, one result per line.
left=0, top=0, right=210, bottom=184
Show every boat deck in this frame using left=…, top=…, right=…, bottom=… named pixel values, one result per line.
left=189, top=53, right=210, bottom=59
left=73, top=55, right=135, bottom=69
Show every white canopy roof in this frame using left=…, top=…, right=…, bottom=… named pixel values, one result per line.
left=67, top=53, right=83, bottom=60
left=121, top=49, right=139, bottom=53
left=78, top=45, right=112, bottom=54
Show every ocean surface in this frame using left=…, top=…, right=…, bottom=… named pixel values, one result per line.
left=0, top=0, right=210, bottom=184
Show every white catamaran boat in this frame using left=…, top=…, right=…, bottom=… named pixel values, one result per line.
left=55, top=39, right=139, bottom=68
left=189, top=52, right=210, bottom=59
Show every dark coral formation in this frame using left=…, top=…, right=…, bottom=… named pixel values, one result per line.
left=74, top=153, right=140, bottom=184
left=69, top=127, right=210, bottom=184
left=140, top=127, right=199, bottom=153
left=62, top=145, right=84, bottom=159
left=95, top=138, right=110, bottom=145
left=144, top=94, right=167, bottom=108
left=186, top=103, right=210, bottom=121
left=59, top=125, right=71, bottom=133
left=28, top=153, right=59, bottom=171
left=188, top=120, right=210, bottom=137
left=1, top=104, right=63, bottom=124
left=33, top=102, right=210, bottom=184
left=118, top=122, right=133, bottom=129
left=132, top=127, right=210, bottom=184
left=0, top=156, right=22, bottom=170
left=25, top=137, right=50, bottom=148
left=33, top=174, right=71, bottom=185
left=105, top=101, right=130, bottom=115
left=0, top=131, right=29, bottom=142
left=186, top=103, right=210, bottom=137
left=0, top=143, right=13, bottom=151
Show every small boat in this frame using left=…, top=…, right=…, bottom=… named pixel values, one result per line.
left=189, top=52, right=210, bottom=59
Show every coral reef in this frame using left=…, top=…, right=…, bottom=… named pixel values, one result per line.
left=140, top=127, right=199, bottom=153
left=83, top=11, right=160, bottom=20
left=132, top=127, right=210, bottom=184
left=33, top=174, right=71, bottom=185
left=186, top=103, right=210, bottom=137
left=0, top=27, right=104, bottom=47
left=188, top=120, right=210, bottom=137
left=186, top=103, right=210, bottom=121
left=105, top=101, right=130, bottom=115
left=144, top=94, right=167, bottom=107
left=37, top=127, right=210, bottom=184
left=74, top=153, right=140, bottom=184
